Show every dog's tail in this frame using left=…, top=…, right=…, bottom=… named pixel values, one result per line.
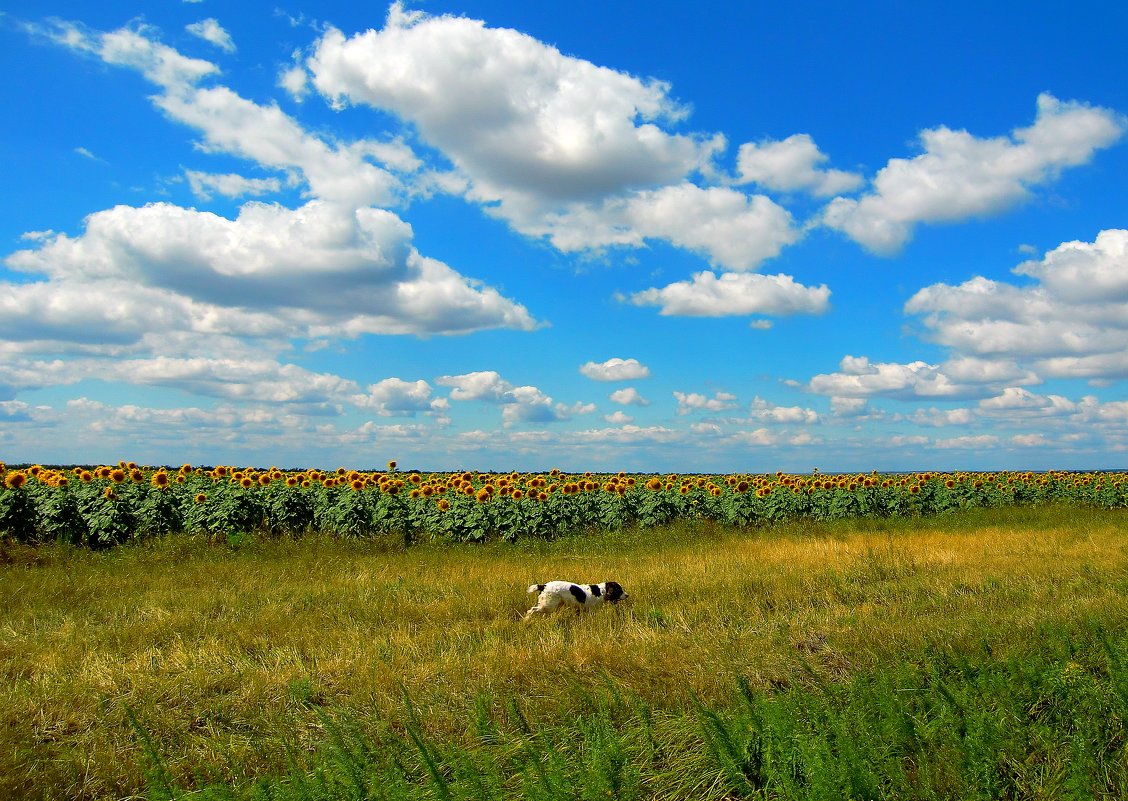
left=527, top=583, right=546, bottom=595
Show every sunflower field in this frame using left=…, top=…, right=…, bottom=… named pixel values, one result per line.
left=1, top=460, right=1125, bottom=547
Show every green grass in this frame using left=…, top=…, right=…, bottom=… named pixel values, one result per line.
left=2, top=506, right=1128, bottom=799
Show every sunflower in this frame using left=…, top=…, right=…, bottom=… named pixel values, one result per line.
left=151, top=472, right=170, bottom=488
left=351, top=479, right=365, bottom=491
left=131, top=469, right=145, bottom=483
left=437, top=498, right=450, bottom=511
left=103, top=487, right=117, bottom=501
left=258, top=474, right=272, bottom=486
left=645, top=477, right=663, bottom=491
left=475, top=487, right=491, bottom=503
left=4, top=472, right=27, bottom=490
left=387, top=460, right=397, bottom=471
left=241, top=477, right=254, bottom=489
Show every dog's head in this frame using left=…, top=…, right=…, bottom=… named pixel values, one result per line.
left=603, top=581, right=628, bottom=603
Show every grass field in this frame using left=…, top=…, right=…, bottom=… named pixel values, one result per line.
left=3, top=505, right=1128, bottom=799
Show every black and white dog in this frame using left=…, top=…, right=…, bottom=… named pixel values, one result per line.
left=524, top=581, right=628, bottom=619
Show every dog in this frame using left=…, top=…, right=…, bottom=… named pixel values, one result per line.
left=524, top=580, right=628, bottom=620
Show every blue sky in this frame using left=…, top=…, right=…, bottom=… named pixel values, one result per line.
left=1, top=1, right=1126, bottom=472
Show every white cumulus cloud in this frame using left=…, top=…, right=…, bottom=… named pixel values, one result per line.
left=435, top=371, right=592, bottom=425
left=807, top=356, right=972, bottom=399
left=4, top=200, right=537, bottom=342
left=629, top=271, right=830, bottom=317
left=673, top=390, right=738, bottom=415
left=906, top=229, right=1128, bottom=381
left=823, top=94, right=1125, bottom=254
left=303, top=5, right=806, bottom=272
left=580, top=357, right=650, bottom=381
left=736, top=133, right=862, bottom=196
left=609, top=387, right=650, bottom=407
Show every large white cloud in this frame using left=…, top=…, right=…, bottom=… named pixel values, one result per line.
left=307, top=5, right=710, bottom=206
left=823, top=94, right=1125, bottom=254
left=303, top=5, right=805, bottom=272
left=4, top=200, right=537, bottom=342
left=905, top=229, right=1128, bottom=379
left=807, top=356, right=972, bottom=399
left=523, top=184, right=798, bottom=270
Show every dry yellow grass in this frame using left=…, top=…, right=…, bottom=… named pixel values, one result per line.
left=2, top=507, right=1127, bottom=798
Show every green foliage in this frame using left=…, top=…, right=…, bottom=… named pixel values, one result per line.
left=140, top=626, right=1128, bottom=800
left=138, top=486, right=183, bottom=539
left=78, top=488, right=138, bottom=547
left=0, top=486, right=38, bottom=542
left=323, top=487, right=373, bottom=539
left=265, top=484, right=316, bottom=537
left=3, top=466, right=1126, bottom=547
left=38, top=486, right=90, bottom=545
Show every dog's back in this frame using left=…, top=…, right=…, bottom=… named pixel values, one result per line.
left=524, top=580, right=627, bottom=619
